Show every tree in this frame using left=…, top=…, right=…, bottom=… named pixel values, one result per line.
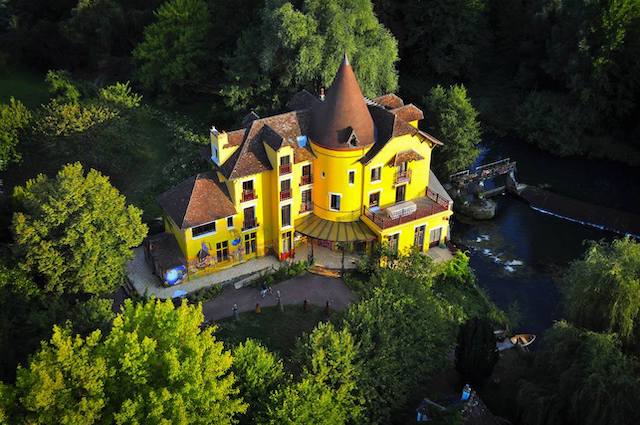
left=344, top=269, right=454, bottom=423
left=563, top=238, right=640, bottom=345
left=6, top=299, right=247, bottom=425
left=375, top=0, right=487, bottom=78
left=517, top=321, right=640, bottom=425
left=232, top=339, right=285, bottom=423
left=45, top=70, right=81, bottom=103
left=223, top=0, right=398, bottom=112
left=425, top=84, right=481, bottom=178
left=133, top=0, right=212, bottom=95
left=99, top=81, right=143, bottom=109
left=455, top=317, right=499, bottom=386
left=0, top=97, right=31, bottom=171
left=12, top=162, right=147, bottom=294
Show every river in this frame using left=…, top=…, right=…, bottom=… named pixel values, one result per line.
left=452, top=138, right=640, bottom=336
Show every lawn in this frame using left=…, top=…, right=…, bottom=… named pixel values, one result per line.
left=214, top=305, right=334, bottom=361
left=0, top=68, right=49, bottom=108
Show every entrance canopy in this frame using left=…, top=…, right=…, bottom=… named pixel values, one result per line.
left=295, top=214, right=377, bottom=242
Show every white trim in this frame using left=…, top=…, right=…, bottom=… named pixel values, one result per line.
left=329, top=192, right=342, bottom=211
left=191, top=220, right=217, bottom=240
left=279, top=174, right=292, bottom=181
left=280, top=198, right=293, bottom=206
left=299, top=183, right=313, bottom=189
left=348, top=169, right=356, bottom=186
left=281, top=225, right=293, bottom=231
left=414, top=222, right=427, bottom=230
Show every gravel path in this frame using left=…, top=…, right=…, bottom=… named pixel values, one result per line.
left=201, top=273, right=357, bottom=321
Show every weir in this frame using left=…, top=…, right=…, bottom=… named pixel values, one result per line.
left=450, top=158, right=640, bottom=238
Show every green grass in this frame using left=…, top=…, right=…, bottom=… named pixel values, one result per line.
left=0, top=68, right=49, bottom=108
left=215, top=305, right=332, bottom=359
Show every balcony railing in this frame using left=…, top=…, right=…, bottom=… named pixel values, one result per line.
left=426, top=187, right=450, bottom=209
left=300, top=174, right=312, bottom=185
left=241, top=189, right=256, bottom=202
left=364, top=198, right=448, bottom=230
left=279, top=163, right=292, bottom=175
left=300, top=201, right=312, bottom=213
left=242, top=218, right=258, bottom=231
left=280, top=188, right=292, bottom=201
left=394, top=169, right=412, bottom=185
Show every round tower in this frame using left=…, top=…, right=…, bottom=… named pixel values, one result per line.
left=309, top=54, right=375, bottom=222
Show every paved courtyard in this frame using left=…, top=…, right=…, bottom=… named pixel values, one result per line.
left=202, top=273, right=357, bottom=321
left=127, top=247, right=281, bottom=299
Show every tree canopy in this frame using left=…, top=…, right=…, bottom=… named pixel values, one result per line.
left=2, top=299, right=247, bottom=425
left=425, top=84, right=481, bottom=178
left=563, top=238, right=640, bottom=345
left=12, top=162, right=147, bottom=294
left=133, top=0, right=212, bottom=95
left=222, top=0, right=399, bottom=113
left=0, top=97, right=31, bottom=171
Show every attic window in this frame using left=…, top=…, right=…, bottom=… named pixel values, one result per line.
left=348, top=133, right=358, bottom=147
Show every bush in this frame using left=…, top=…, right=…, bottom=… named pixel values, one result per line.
left=45, top=70, right=81, bottom=103
left=0, top=97, right=31, bottom=171
left=35, top=100, right=118, bottom=137
left=187, top=284, right=223, bottom=303
left=99, top=81, right=143, bottom=109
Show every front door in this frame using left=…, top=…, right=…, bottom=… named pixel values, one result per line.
left=429, top=227, right=442, bottom=247
left=414, top=225, right=426, bottom=252
left=395, top=184, right=406, bottom=203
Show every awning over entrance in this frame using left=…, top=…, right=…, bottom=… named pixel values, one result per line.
left=295, top=214, right=377, bottom=242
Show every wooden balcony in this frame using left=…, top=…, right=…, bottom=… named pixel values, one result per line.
left=363, top=189, right=449, bottom=230
left=300, top=201, right=312, bottom=213
left=241, top=189, right=256, bottom=202
left=242, top=218, right=258, bottom=231
left=300, top=174, right=312, bottom=185
left=279, top=163, right=292, bottom=175
left=394, top=169, right=412, bottom=185
left=280, top=188, right=292, bottom=201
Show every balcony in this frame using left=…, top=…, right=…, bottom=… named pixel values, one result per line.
left=242, top=218, right=258, bottom=231
left=280, top=188, right=292, bottom=201
left=394, top=169, right=412, bottom=186
left=241, top=189, right=256, bottom=202
left=279, top=163, right=292, bottom=175
left=300, top=201, right=312, bottom=213
left=300, top=174, right=312, bottom=186
left=363, top=189, right=449, bottom=230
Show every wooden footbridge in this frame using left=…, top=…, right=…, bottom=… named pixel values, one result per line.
left=450, top=158, right=640, bottom=238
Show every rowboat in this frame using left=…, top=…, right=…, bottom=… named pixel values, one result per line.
left=510, top=334, right=536, bottom=347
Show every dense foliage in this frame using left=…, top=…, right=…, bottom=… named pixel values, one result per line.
left=0, top=97, right=31, bottom=171
left=12, top=162, right=147, bottom=294
left=1, top=299, right=247, bottom=424
left=133, top=0, right=212, bottom=96
left=425, top=84, right=481, bottom=177
left=563, top=238, right=640, bottom=346
left=455, top=317, right=499, bottom=386
left=222, top=0, right=398, bottom=112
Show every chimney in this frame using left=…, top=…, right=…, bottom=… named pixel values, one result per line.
left=319, top=87, right=325, bottom=101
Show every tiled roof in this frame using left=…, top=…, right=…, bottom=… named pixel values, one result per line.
left=372, top=93, right=404, bottom=109
left=224, top=129, right=246, bottom=148
left=392, top=149, right=425, bottom=165
left=310, top=54, right=375, bottom=151
left=220, top=110, right=311, bottom=179
left=391, top=104, right=424, bottom=122
left=287, top=89, right=321, bottom=111
left=158, top=171, right=236, bottom=229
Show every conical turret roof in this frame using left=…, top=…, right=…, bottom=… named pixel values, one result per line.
left=310, top=54, right=375, bottom=150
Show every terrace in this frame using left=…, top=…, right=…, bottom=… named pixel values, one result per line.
left=363, top=188, right=450, bottom=229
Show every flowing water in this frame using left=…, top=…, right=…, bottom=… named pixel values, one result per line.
left=452, top=138, right=640, bottom=335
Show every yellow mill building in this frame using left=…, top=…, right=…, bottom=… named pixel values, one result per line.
left=148, top=54, right=453, bottom=284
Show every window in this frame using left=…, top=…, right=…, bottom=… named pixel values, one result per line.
left=281, top=179, right=291, bottom=191
left=242, top=180, right=254, bottom=191
left=280, top=155, right=290, bottom=166
left=321, top=171, right=326, bottom=179
left=302, top=164, right=311, bottom=177
left=244, top=232, right=257, bottom=254
left=369, top=192, right=380, bottom=207
left=216, top=241, right=229, bottom=262
left=192, top=221, right=216, bottom=238
left=388, top=233, right=400, bottom=255
left=395, top=185, right=406, bottom=203
left=243, top=206, right=256, bottom=229
left=371, top=166, right=381, bottom=182
left=414, top=225, right=426, bottom=252
left=281, top=204, right=291, bottom=227
left=348, top=170, right=355, bottom=185
left=330, top=194, right=341, bottom=211
left=301, top=189, right=312, bottom=212
left=227, top=217, right=234, bottom=228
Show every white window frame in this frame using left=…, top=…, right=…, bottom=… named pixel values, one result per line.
left=370, top=165, right=382, bottom=183
left=192, top=220, right=217, bottom=239
left=281, top=203, right=292, bottom=229
left=329, top=192, right=342, bottom=211
left=227, top=216, right=234, bottom=229
left=368, top=189, right=382, bottom=208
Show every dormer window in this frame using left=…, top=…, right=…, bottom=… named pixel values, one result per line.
left=348, top=133, right=358, bottom=147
